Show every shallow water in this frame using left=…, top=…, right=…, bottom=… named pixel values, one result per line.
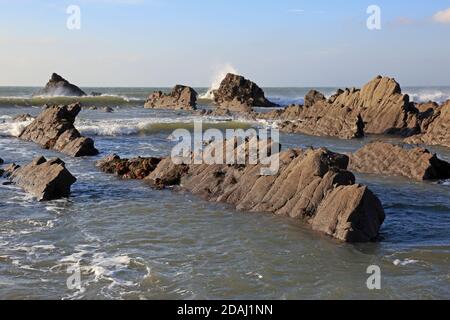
left=0, top=99, right=449, bottom=299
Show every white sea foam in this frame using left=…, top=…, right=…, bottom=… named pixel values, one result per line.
left=406, top=89, right=450, bottom=104
left=199, top=63, right=238, bottom=100
left=0, top=119, right=34, bottom=137
left=393, top=258, right=419, bottom=266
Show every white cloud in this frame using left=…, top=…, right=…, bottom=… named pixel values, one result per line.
left=432, top=8, right=450, bottom=24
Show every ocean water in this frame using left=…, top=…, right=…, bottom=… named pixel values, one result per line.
left=0, top=87, right=449, bottom=300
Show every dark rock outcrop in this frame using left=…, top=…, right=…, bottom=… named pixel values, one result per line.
left=2, top=156, right=76, bottom=201
left=0, top=157, right=3, bottom=165
left=33, top=73, right=86, bottom=97
left=213, top=73, right=278, bottom=110
left=97, top=140, right=385, bottom=242
left=96, top=154, right=161, bottom=180
left=349, top=142, right=450, bottom=181
left=19, top=103, right=99, bottom=157
left=405, top=100, right=450, bottom=148
left=144, top=85, right=198, bottom=110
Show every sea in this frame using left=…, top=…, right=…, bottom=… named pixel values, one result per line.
left=0, top=86, right=449, bottom=299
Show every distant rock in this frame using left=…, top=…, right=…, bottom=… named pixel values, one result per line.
left=33, top=73, right=86, bottom=97
left=349, top=142, right=450, bottom=181
left=98, top=139, right=385, bottom=242
left=144, top=85, right=198, bottom=110
left=3, top=156, right=76, bottom=201
left=213, top=73, right=278, bottom=111
left=91, top=92, right=103, bottom=96
left=405, top=100, right=450, bottom=148
left=19, top=103, right=99, bottom=157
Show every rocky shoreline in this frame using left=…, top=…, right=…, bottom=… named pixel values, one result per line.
left=96, top=139, right=385, bottom=243
left=1, top=72, right=449, bottom=244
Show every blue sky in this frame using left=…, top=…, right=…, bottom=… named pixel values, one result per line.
left=0, top=0, right=449, bottom=87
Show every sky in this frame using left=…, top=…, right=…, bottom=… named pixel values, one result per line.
left=0, top=0, right=450, bottom=87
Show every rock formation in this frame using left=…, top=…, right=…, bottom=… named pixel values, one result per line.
left=144, top=85, right=198, bottom=110
left=213, top=73, right=278, bottom=111
left=404, top=100, right=450, bottom=148
left=33, top=73, right=86, bottom=97
left=349, top=142, right=450, bottom=181
left=258, top=76, right=423, bottom=139
left=19, top=103, right=99, bottom=157
left=97, top=140, right=385, bottom=242
left=2, top=156, right=77, bottom=201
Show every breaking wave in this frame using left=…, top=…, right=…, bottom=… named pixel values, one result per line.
left=199, top=63, right=238, bottom=100
left=405, top=88, right=450, bottom=104
left=0, top=94, right=145, bottom=108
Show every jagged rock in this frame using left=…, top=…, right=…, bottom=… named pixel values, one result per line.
left=98, top=140, right=385, bottom=242
left=258, top=76, right=422, bottom=139
left=213, top=73, right=278, bottom=110
left=144, top=85, right=197, bottom=110
left=304, top=90, right=326, bottom=107
left=4, top=156, right=76, bottom=201
left=349, top=142, right=450, bottom=181
left=404, top=100, right=450, bottom=148
left=19, top=103, right=99, bottom=157
left=33, top=73, right=86, bottom=97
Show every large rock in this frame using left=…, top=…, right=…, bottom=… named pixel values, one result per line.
left=213, top=73, right=278, bottom=110
left=258, top=76, right=422, bottom=139
left=98, top=140, right=385, bottom=242
left=404, top=100, right=450, bottom=148
left=349, top=142, right=450, bottom=181
left=33, top=73, right=86, bottom=97
left=19, top=103, right=99, bottom=157
left=144, top=85, right=198, bottom=110
left=3, top=156, right=76, bottom=201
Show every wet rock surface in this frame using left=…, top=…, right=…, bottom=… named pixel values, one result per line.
left=2, top=156, right=77, bottom=201
left=349, top=142, right=450, bottom=181
left=144, top=85, right=198, bottom=110
left=33, top=73, right=86, bottom=97
left=97, top=140, right=385, bottom=242
left=19, top=103, right=99, bottom=157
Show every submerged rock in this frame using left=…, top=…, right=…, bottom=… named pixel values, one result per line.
left=96, top=154, right=161, bottom=180
left=213, top=73, right=278, bottom=110
left=33, top=73, right=86, bottom=97
left=19, top=103, right=99, bottom=157
left=144, top=85, right=198, bottom=110
left=405, top=100, right=450, bottom=148
left=98, top=140, right=385, bottom=242
left=3, top=156, right=76, bottom=201
left=349, top=142, right=450, bottom=181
